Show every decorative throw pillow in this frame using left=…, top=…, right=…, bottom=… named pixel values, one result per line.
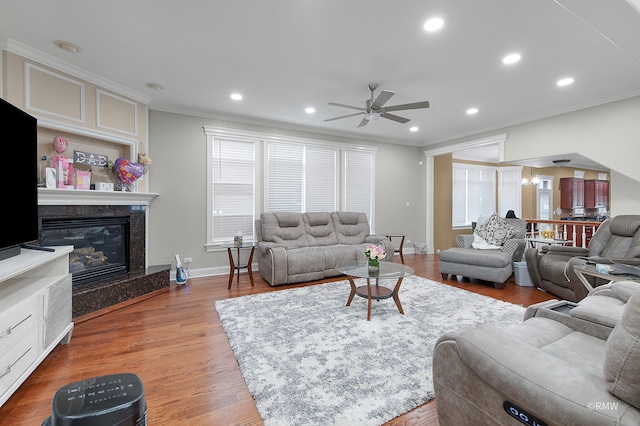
left=474, top=213, right=516, bottom=246
left=603, top=292, right=640, bottom=409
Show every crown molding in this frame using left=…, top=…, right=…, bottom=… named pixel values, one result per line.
left=6, top=38, right=152, bottom=105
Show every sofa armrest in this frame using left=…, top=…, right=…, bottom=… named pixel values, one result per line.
left=455, top=234, right=474, bottom=249
left=540, top=245, right=589, bottom=257
left=435, top=323, right=636, bottom=425
left=502, top=238, right=526, bottom=261
left=256, top=242, right=288, bottom=286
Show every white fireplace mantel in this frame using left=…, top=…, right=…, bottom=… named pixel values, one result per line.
left=38, top=188, right=159, bottom=206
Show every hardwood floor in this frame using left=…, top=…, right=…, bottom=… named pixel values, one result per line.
left=0, top=254, right=555, bottom=425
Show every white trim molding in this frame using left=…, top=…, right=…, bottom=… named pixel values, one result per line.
left=38, top=188, right=158, bottom=206
left=423, top=133, right=507, bottom=254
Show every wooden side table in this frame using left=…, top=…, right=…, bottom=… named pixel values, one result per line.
left=382, top=234, right=406, bottom=264
left=222, top=243, right=256, bottom=289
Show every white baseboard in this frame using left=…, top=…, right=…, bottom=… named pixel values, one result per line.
left=169, top=251, right=419, bottom=282
left=170, top=263, right=258, bottom=281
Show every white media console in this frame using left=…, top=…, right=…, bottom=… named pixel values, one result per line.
left=0, top=246, right=74, bottom=407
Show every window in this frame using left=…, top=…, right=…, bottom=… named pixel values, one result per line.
left=536, top=176, right=554, bottom=220
left=206, top=132, right=256, bottom=246
left=452, top=163, right=496, bottom=227
left=266, top=142, right=337, bottom=212
left=205, top=126, right=376, bottom=248
left=344, top=149, right=374, bottom=221
left=498, top=167, right=523, bottom=218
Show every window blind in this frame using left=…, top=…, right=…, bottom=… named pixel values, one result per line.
left=452, top=163, right=496, bottom=227
left=212, top=138, right=255, bottom=242
left=267, top=143, right=304, bottom=212
left=344, top=149, right=374, bottom=221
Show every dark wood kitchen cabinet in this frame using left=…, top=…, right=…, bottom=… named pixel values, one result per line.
left=584, top=179, right=609, bottom=209
left=560, top=178, right=584, bottom=209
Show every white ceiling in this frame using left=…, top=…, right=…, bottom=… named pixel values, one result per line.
left=2, top=0, right=640, bottom=154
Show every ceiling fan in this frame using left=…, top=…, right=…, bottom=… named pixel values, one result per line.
left=324, top=83, right=430, bottom=128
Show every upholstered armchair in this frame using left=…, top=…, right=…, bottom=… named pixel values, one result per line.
left=525, top=215, right=640, bottom=302
left=439, top=215, right=528, bottom=288
left=454, top=217, right=528, bottom=263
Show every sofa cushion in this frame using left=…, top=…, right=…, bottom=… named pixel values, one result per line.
left=571, top=295, right=625, bottom=328
left=603, top=291, right=640, bottom=409
left=260, top=212, right=309, bottom=249
left=594, top=215, right=640, bottom=258
left=303, top=212, right=338, bottom=247
left=331, top=212, right=370, bottom=244
left=438, top=247, right=511, bottom=268
left=474, top=213, right=516, bottom=246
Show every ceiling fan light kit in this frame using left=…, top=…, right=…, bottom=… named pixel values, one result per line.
left=365, top=111, right=380, bottom=121
left=325, top=83, right=430, bottom=128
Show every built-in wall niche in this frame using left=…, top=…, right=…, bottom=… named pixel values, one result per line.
left=35, top=120, right=146, bottom=191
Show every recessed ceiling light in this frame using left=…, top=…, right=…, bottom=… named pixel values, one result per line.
left=145, top=83, right=164, bottom=91
left=424, top=17, right=444, bottom=32
left=305, top=107, right=315, bottom=114
left=54, top=40, right=81, bottom=54
left=502, top=53, right=521, bottom=64
left=557, top=77, right=574, bottom=87
left=410, top=126, right=419, bottom=132
left=466, top=107, right=479, bottom=115
left=230, top=93, right=243, bottom=101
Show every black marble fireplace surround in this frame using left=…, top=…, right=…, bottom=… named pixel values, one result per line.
left=38, top=204, right=169, bottom=318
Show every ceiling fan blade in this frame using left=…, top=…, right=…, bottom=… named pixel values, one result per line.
left=380, top=112, right=410, bottom=124
left=324, top=112, right=364, bottom=122
left=327, top=102, right=365, bottom=111
left=357, top=117, right=369, bottom=128
left=383, top=101, right=430, bottom=112
left=371, top=90, right=395, bottom=109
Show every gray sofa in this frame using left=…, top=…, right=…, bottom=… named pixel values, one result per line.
left=255, top=211, right=394, bottom=286
left=433, top=280, right=640, bottom=425
left=526, top=215, right=640, bottom=302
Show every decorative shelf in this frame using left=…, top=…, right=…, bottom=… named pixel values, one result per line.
left=38, top=188, right=158, bottom=206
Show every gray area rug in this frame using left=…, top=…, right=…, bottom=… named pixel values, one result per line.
left=215, top=275, right=526, bottom=426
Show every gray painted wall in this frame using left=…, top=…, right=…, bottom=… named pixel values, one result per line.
left=149, top=95, right=640, bottom=276
left=147, top=110, right=422, bottom=274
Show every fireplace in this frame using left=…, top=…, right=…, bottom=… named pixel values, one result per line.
left=39, top=204, right=146, bottom=275
left=41, top=216, right=130, bottom=285
left=37, top=202, right=168, bottom=318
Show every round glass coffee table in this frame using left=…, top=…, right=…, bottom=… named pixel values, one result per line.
left=336, top=259, right=414, bottom=321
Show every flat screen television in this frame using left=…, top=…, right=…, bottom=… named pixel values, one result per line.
left=0, top=98, right=40, bottom=262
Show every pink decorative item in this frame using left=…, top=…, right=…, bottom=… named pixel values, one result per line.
left=114, top=158, right=144, bottom=185
left=76, top=170, right=91, bottom=190
left=53, top=136, right=69, bottom=154
left=51, top=156, right=71, bottom=188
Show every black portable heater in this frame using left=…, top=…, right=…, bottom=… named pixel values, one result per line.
left=41, top=373, right=147, bottom=426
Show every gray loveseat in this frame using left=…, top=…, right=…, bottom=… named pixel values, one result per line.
left=256, top=211, right=394, bottom=286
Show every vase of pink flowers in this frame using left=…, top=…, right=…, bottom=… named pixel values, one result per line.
left=364, top=243, right=386, bottom=273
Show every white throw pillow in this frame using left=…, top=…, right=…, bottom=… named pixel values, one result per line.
left=474, top=213, right=516, bottom=246
left=471, top=233, right=502, bottom=250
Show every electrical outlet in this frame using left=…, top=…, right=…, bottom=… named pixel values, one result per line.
left=184, top=257, right=192, bottom=264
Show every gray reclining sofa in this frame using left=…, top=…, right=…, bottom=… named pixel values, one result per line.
left=433, top=280, right=640, bottom=425
left=256, top=211, right=393, bottom=286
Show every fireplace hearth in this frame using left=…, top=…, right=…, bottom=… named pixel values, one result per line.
left=38, top=203, right=169, bottom=318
